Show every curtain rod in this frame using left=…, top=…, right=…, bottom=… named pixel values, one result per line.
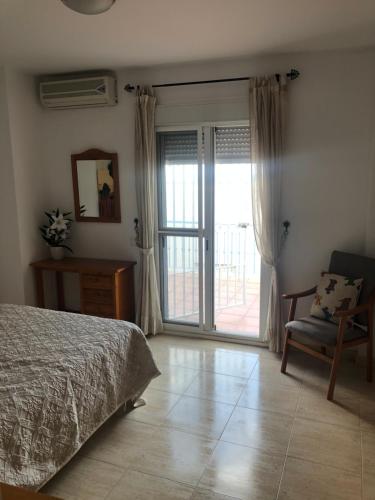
left=124, top=68, right=299, bottom=93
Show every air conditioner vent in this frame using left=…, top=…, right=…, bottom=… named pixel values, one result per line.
left=40, top=74, right=117, bottom=109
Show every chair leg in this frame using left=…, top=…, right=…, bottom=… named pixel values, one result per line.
left=281, top=330, right=291, bottom=373
left=327, top=347, right=342, bottom=401
left=367, top=338, right=373, bottom=383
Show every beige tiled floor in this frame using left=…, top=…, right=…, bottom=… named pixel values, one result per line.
left=43, top=334, right=374, bottom=500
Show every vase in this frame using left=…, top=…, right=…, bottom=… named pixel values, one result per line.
left=50, top=246, right=64, bottom=260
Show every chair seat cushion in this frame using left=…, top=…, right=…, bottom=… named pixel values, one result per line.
left=286, top=316, right=367, bottom=345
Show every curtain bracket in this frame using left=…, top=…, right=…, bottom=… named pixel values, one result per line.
left=282, top=220, right=290, bottom=237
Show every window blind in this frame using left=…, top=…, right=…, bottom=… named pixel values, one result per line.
left=159, top=131, right=198, bottom=164
left=215, top=126, right=250, bottom=164
left=158, top=126, right=250, bottom=165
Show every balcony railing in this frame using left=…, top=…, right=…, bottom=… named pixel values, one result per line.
left=215, top=223, right=260, bottom=309
left=165, top=223, right=260, bottom=322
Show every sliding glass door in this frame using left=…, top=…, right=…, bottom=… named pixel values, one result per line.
left=157, top=124, right=263, bottom=339
left=213, top=127, right=261, bottom=336
left=157, top=129, right=203, bottom=327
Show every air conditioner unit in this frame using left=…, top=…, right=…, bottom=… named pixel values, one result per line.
left=40, top=74, right=117, bottom=109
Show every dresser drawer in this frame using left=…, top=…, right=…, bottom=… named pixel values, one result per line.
left=82, top=288, right=113, bottom=305
left=81, top=274, right=113, bottom=290
left=83, top=302, right=114, bottom=318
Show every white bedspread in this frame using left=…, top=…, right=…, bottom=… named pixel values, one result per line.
left=0, top=304, right=160, bottom=490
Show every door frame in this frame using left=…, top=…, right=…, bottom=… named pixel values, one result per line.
left=156, top=125, right=204, bottom=329
left=156, top=121, right=269, bottom=344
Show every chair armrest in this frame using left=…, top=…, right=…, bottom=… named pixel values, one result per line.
left=282, top=286, right=317, bottom=300
left=333, top=302, right=371, bottom=318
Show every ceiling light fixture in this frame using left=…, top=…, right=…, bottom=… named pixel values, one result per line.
left=61, top=0, right=116, bottom=15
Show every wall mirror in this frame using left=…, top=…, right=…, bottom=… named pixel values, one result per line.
left=71, top=149, right=121, bottom=222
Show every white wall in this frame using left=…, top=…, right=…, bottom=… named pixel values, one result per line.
left=2, top=49, right=375, bottom=353
left=41, top=91, right=138, bottom=264
left=38, top=84, right=139, bottom=309
left=6, top=69, right=48, bottom=304
left=38, top=49, right=375, bottom=311
left=0, top=67, right=24, bottom=303
left=280, top=50, right=375, bottom=304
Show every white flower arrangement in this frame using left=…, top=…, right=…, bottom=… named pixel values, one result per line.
left=39, top=208, right=73, bottom=252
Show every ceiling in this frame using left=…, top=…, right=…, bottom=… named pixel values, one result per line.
left=1, top=0, right=375, bottom=74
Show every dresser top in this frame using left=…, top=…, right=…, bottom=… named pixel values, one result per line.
left=30, top=257, right=136, bottom=274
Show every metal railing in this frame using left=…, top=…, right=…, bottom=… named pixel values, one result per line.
left=165, top=223, right=260, bottom=320
left=215, top=223, right=260, bottom=310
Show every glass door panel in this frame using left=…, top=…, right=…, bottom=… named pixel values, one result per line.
left=157, top=129, right=203, bottom=326
left=158, top=131, right=199, bottom=230
left=164, top=162, right=198, bottom=229
left=214, top=127, right=261, bottom=336
left=161, top=235, right=200, bottom=324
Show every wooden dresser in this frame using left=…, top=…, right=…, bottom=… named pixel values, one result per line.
left=30, top=258, right=136, bottom=321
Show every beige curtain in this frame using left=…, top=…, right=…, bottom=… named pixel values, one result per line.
left=134, top=87, right=163, bottom=335
left=249, top=76, right=287, bottom=352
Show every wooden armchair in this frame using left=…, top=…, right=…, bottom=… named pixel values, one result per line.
left=281, top=251, right=374, bottom=400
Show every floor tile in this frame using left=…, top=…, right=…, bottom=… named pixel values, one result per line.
left=202, top=350, right=258, bottom=379
left=250, top=358, right=302, bottom=389
left=299, top=359, right=371, bottom=400
left=215, top=343, right=265, bottom=357
left=41, top=334, right=371, bottom=500
left=334, top=380, right=375, bottom=400
left=296, top=394, right=360, bottom=429
left=362, top=431, right=375, bottom=499
left=149, top=335, right=266, bottom=361
left=278, top=456, right=361, bottom=500
left=221, top=406, right=293, bottom=456
left=198, top=441, right=283, bottom=500
left=150, top=343, right=213, bottom=370
left=268, top=352, right=305, bottom=372
left=332, top=364, right=374, bottom=400
left=191, top=488, right=240, bottom=499
left=299, top=376, right=368, bottom=403
left=85, top=414, right=217, bottom=486
left=131, top=427, right=217, bottom=486
left=362, top=431, right=375, bottom=471
left=82, top=418, right=157, bottom=467
left=363, top=473, right=375, bottom=500
left=148, top=336, right=215, bottom=353
left=360, top=399, right=375, bottom=432
left=185, top=372, right=247, bottom=405
left=148, top=364, right=199, bottom=394
left=288, top=418, right=361, bottom=474
left=299, top=365, right=331, bottom=398
left=126, top=387, right=181, bottom=425
left=106, top=469, right=194, bottom=500
left=238, top=379, right=300, bottom=416
left=164, top=395, right=234, bottom=439
left=42, top=456, right=124, bottom=500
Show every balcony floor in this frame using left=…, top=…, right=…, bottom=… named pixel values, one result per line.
left=166, top=275, right=260, bottom=337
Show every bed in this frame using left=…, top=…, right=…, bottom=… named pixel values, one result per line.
left=0, top=304, right=160, bottom=490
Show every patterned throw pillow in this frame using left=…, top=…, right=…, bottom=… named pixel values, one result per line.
left=310, top=272, right=363, bottom=324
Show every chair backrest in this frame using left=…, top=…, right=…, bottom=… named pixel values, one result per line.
left=329, top=250, right=375, bottom=325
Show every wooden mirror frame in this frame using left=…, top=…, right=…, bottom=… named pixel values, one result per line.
left=71, top=149, right=121, bottom=223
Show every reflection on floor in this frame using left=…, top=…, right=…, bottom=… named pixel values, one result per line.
left=43, top=334, right=374, bottom=500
